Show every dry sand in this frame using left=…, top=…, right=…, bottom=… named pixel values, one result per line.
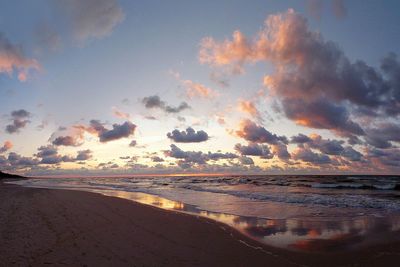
left=1, top=182, right=400, bottom=267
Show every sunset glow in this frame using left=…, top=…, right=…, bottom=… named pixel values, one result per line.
left=0, top=0, right=399, bottom=176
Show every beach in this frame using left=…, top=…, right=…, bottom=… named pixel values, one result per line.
left=1, top=182, right=400, bottom=266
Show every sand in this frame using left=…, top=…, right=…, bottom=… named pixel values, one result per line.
left=1, top=182, right=400, bottom=267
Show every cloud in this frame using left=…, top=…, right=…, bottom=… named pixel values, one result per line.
left=142, top=95, right=191, bottom=114
left=165, top=144, right=237, bottom=168
left=199, top=30, right=252, bottom=74
left=171, top=71, right=218, bottom=99
left=36, top=145, right=65, bottom=164
left=199, top=9, right=400, bottom=138
left=76, top=149, right=93, bottom=161
left=5, top=109, right=31, bottom=134
left=142, top=95, right=164, bottom=109
left=235, top=119, right=288, bottom=144
left=290, top=134, right=312, bottom=144
left=96, top=121, right=136, bottom=143
left=290, top=133, right=364, bottom=162
left=292, top=147, right=331, bottom=165
left=77, top=120, right=136, bottom=143
left=36, top=145, right=92, bottom=164
left=341, top=146, right=362, bottom=162
left=365, top=123, right=400, bottom=149
left=308, top=134, right=345, bottom=155
left=281, top=98, right=364, bottom=137
left=50, top=126, right=86, bottom=146
left=59, top=0, right=124, bottom=44
left=164, top=102, right=191, bottom=113
left=234, top=143, right=273, bottom=159
left=151, top=156, right=164, bottom=163
left=7, top=152, right=38, bottom=167
left=129, top=140, right=137, bottom=147
left=239, top=156, right=254, bottom=165
left=52, top=135, right=81, bottom=146
left=366, top=148, right=400, bottom=167
left=167, top=127, right=209, bottom=143
left=0, top=33, right=40, bottom=81
left=112, top=107, right=130, bottom=119
left=272, top=143, right=291, bottom=160
left=237, top=100, right=263, bottom=122
left=0, top=141, right=13, bottom=153
left=182, top=79, right=217, bottom=99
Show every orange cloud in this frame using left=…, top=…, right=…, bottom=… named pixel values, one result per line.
left=238, top=100, right=258, bottom=116
left=182, top=79, right=217, bottom=99
left=0, top=140, right=13, bottom=153
left=170, top=71, right=218, bottom=99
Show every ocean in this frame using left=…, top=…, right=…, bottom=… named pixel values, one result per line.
left=8, top=175, right=400, bottom=252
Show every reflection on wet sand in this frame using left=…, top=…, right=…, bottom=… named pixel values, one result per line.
left=93, top=189, right=400, bottom=253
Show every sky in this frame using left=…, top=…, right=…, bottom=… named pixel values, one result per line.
left=0, top=0, right=399, bottom=176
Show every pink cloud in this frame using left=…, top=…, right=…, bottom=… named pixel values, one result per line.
left=0, top=34, right=40, bottom=81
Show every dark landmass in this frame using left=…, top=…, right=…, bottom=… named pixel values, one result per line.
left=0, top=170, right=26, bottom=179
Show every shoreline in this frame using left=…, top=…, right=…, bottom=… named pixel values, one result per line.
left=1, top=182, right=400, bottom=266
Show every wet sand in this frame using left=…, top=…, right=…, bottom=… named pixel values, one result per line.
left=1, top=182, right=400, bottom=266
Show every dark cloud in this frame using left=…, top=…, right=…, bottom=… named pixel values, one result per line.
left=98, top=121, right=136, bottom=143
left=52, top=135, right=81, bottom=146
left=206, top=151, right=237, bottom=161
left=7, top=152, right=39, bottom=167
left=164, top=102, right=190, bottom=113
left=35, top=145, right=92, bottom=165
left=272, top=143, right=291, bottom=160
left=367, top=148, right=400, bottom=167
left=234, top=143, right=273, bottom=159
left=239, top=156, right=254, bottom=165
left=36, top=145, right=65, bottom=164
left=82, top=120, right=136, bottom=143
left=165, top=144, right=238, bottom=168
left=235, top=119, right=288, bottom=145
left=291, top=133, right=364, bottom=162
left=308, top=135, right=345, bottom=156
left=290, top=134, right=312, bottom=144
left=142, top=95, right=191, bottom=114
left=142, top=95, right=164, bottom=109
left=281, top=98, right=364, bottom=136
left=365, top=123, right=400, bottom=149
left=292, top=148, right=331, bottom=165
left=341, top=146, right=362, bottom=162
left=151, top=156, right=164, bottom=163
left=129, top=140, right=137, bottom=147
left=76, top=150, right=93, bottom=161
left=5, top=109, right=31, bottom=134
left=167, top=127, right=209, bottom=143
left=11, top=110, right=30, bottom=117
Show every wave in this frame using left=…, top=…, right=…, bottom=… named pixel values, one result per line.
left=178, top=184, right=400, bottom=211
